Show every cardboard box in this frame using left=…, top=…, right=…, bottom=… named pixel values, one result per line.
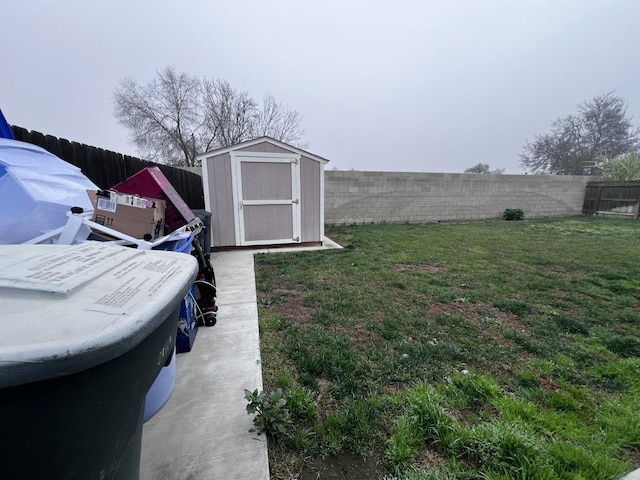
left=112, top=167, right=197, bottom=234
left=88, top=190, right=166, bottom=240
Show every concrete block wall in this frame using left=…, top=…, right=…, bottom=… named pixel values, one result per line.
left=324, top=171, right=590, bottom=224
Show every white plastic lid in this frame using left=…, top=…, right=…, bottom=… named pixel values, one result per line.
left=0, top=242, right=198, bottom=388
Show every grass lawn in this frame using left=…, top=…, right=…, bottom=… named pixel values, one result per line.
left=253, top=217, right=640, bottom=479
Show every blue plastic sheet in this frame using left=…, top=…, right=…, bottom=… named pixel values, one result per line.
left=0, top=138, right=97, bottom=244
left=0, top=110, right=14, bottom=140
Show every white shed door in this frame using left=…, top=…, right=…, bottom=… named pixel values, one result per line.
left=232, top=152, right=301, bottom=246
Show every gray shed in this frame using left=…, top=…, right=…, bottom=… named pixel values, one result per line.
left=198, top=137, right=329, bottom=248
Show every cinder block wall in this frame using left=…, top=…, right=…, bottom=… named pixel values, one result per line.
left=324, top=171, right=590, bottom=224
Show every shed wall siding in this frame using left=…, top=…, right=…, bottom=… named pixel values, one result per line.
left=300, top=156, right=321, bottom=242
left=237, top=142, right=292, bottom=154
left=207, top=153, right=236, bottom=247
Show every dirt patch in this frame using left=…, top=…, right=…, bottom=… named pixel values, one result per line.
left=538, top=376, right=561, bottom=392
left=554, top=269, right=587, bottom=282
left=255, top=262, right=278, bottom=274
left=427, top=302, right=487, bottom=323
left=300, top=453, right=384, bottom=480
left=264, top=279, right=306, bottom=295
left=384, top=382, right=408, bottom=396
left=270, top=294, right=314, bottom=325
left=262, top=281, right=314, bottom=325
left=492, top=310, right=531, bottom=334
left=316, top=378, right=340, bottom=419
left=416, top=446, right=449, bottom=470
left=425, top=301, right=531, bottom=335
left=396, top=263, right=447, bottom=274
left=623, top=445, right=640, bottom=467
left=334, top=323, right=375, bottom=350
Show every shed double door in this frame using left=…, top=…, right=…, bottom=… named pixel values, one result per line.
left=232, top=152, right=301, bottom=246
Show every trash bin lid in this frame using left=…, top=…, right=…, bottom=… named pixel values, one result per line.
left=0, top=242, right=198, bottom=388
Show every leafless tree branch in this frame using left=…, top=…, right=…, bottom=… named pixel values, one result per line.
left=114, top=68, right=308, bottom=166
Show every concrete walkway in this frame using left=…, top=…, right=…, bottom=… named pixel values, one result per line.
left=622, top=469, right=640, bottom=480
left=140, top=239, right=341, bottom=480
left=140, top=250, right=269, bottom=480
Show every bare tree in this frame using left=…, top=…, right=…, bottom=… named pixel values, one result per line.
left=255, top=95, right=308, bottom=148
left=114, top=67, right=206, bottom=167
left=520, top=92, right=638, bottom=175
left=202, top=79, right=257, bottom=148
left=114, top=68, right=308, bottom=166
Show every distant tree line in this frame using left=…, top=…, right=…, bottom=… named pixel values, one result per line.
left=464, top=163, right=504, bottom=174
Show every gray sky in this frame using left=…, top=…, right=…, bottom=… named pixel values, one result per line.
left=2, top=1, right=639, bottom=173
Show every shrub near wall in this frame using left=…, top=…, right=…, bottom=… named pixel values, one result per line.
left=324, top=171, right=590, bottom=224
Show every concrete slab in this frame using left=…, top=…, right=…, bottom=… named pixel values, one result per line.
left=140, top=251, right=268, bottom=480
left=140, top=239, right=341, bottom=480
left=621, top=469, right=640, bottom=480
left=251, top=236, right=343, bottom=254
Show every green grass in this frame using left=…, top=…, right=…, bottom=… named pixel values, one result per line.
left=254, top=217, right=640, bottom=479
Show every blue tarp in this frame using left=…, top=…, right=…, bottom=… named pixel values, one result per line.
left=0, top=110, right=15, bottom=140
left=0, top=138, right=97, bottom=243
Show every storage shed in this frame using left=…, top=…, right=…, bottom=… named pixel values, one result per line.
left=198, top=137, right=329, bottom=249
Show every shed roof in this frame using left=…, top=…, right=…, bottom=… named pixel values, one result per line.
left=197, top=136, right=329, bottom=164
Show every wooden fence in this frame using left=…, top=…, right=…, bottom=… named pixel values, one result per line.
left=582, top=181, right=640, bottom=218
left=10, top=126, right=205, bottom=209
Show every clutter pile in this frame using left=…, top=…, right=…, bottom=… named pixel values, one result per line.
left=0, top=132, right=217, bottom=422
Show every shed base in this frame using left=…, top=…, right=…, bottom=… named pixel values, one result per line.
left=212, top=241, right=322, bottom=252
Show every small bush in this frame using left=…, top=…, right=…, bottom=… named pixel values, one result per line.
left=244, top=388, right=291, bottom=438
left=503, top=208, right=525, bottom=221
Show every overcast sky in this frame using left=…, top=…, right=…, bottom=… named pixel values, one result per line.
left=2, top=1, right=639, bottom=173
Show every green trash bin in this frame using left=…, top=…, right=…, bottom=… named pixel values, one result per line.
left=0, top=242, right=198, bottom=480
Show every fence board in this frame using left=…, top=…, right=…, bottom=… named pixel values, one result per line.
left=583, top=181, right=640, bottom=219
